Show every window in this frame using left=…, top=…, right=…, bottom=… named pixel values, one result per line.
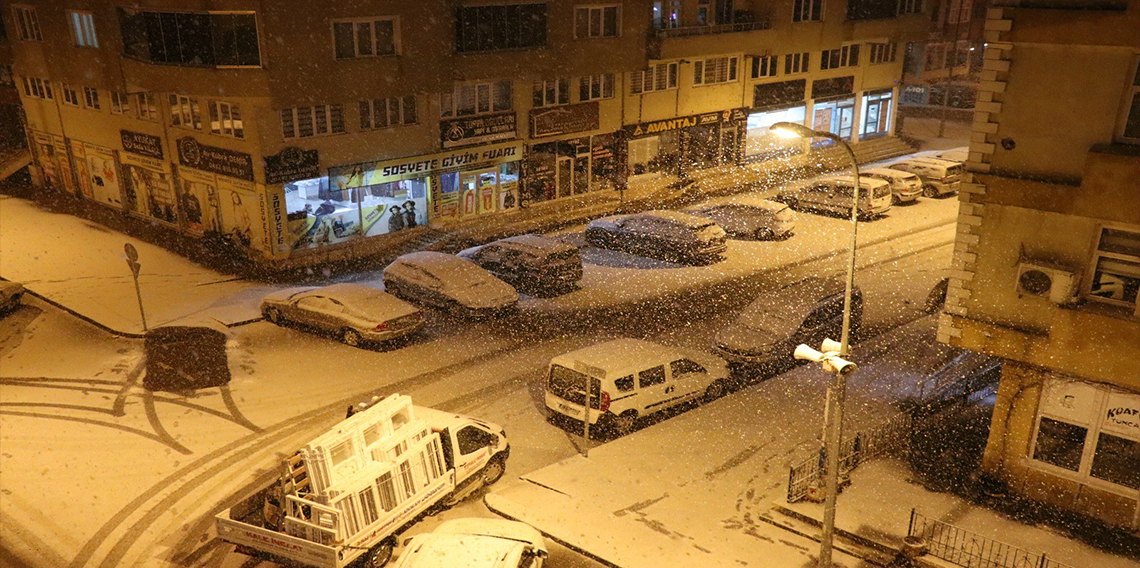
left=375, top=473, right=398, bottom=510
left=62, top=85, right=80, bottom=106
left=455, top=4, right=547, bottom=53
left=1034, top=418, right=1088, bottom=472
left=579, top=73, right=615, bottom=101
left=693, top=56, right=739, bottom=86
left=169, top=95, right=202, bottom=129
left=281, top=104, right=345, bottom=138
left=630, top=62, right=678, bottom=94
left=1088, top=227, right=1140, bottom=310
left=574, top=5, right=620, bottom=38
left=456, top=426, right=495, bottom=454
left=652, top=1, right=683, bottom=29
left=360, top=96, right=417, bottom=130
left=821, top=45, right=860, bottom=70
left=900, top=0, right=923, bottom=14
left=68, top=10, right=98, bottom=47
left=868, top=42, right=897, bottom=64
left=1119, top=57, right=1140, bottom=142
left=533, top=78, right=570, bottom=107
left=670, top=359, right=706, bottom=376
left=397, top=461, right=415, bottom=498
left=12, top=5, right=41, bottom=41
left=785, top=52, right=810, bottom=74
left=135, top=92, right=158, bottom=121
left=793, top=0, right=822, bottom=21
left=638, top=365, right=667, bottom=388
left=358, top=489, right=379, bottom=524
left=440, top=81, right=512, bottom=118
left=330, top=440, right=354, bottom=467
left=332, top=17, right=398, bottom=59
left=1090, top=432, right=1140, bottom=489
left=613, top=374, right=634, bottom=392
left=118, top=10, right=261, bottom=67
left=208, top=100, right=244, bottom=138
left=110, top=92, right=130, bottom=115
left=752, top=55, right=778, bottom=79
left=83, top=87, right=101, bottom=110
left=21, top=77, right=52, bottom=100
left=846, top=0, right=901, bottom=20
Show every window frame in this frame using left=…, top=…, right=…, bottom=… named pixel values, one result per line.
left=899, top=0, right=923, bottom=15
left=61, top=84, right=81, bottom=107
left=169, top=94, right=202, bottom=130
left=751, top=55, right=779, bottom=79
left=533, top=78, right=570, bottom=108
left=110, top=91, right=130, bottom=115
left=820, top=44, right=860, bottom=70
left=574, top=4, right=621, bottom=39
left=281, top=104, right=346, bottom=139
left=134, top=92, right=158, bottom=121
left=792, top=0, right=823, bottom=22
left=1084, top=223, right=1140, bottom=313
left=12, top=5, right=41, bottom=41
left=83, top=86, right=101, bottom=110
left=784, top=52, right=810, bottom=75
left=868, top=42, right=898, bottom=64
left=455, top=3, right=548, bottom=53
left=208, top=100, right=244, bottom=138
left=579, top=73, right=615, bottom=101
left=692, top=56, right=740, bottom=86
left=1115, top=55, right=1140, bottom=144
left=440, top=81, right=512, bottom=118
left=629, top=62, right=679, bottom=94
left=68, top=10, right=99, bottom=48
left=360, top=96, right=417, bottom=130
left=330, top=16, right=400, bottom=60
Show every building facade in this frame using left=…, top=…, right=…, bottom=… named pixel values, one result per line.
left=938, top=1, right=1140, bottom=532
left=8, top=0, right=927, bottom=266
left=899, top=0, right=987, bottom=110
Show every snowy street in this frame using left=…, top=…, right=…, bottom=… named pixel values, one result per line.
left=1, top=195, right=957, bottom=568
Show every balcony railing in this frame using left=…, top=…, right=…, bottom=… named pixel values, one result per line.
left=652, top=20, right=771, bottom=38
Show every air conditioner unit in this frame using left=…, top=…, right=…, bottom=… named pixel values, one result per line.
left=1016, top=261, right=1078, bottom=305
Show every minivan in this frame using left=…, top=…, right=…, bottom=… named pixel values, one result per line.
left=886, top=157, right=963, bottom=197
left=778, top=175, right=892, bottom=219
left=861, top=167, right=923, bottom=204
left=545, top=338, right=730, bottom=435
left=713, top=278, right=863, bottom=375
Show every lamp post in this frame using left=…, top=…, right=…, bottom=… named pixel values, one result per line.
left=770, top=122, right=861, bottom=568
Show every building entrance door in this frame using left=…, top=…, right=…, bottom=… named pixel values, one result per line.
left=556, top=156, right=573, bottom=200
left=838, top=105, right=855, bottom=140
left=719, top=125, right=738, bottom=164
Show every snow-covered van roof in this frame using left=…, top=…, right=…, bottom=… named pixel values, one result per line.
left=861, top=167, right=918, bottom=180
left=549, top=338, right=684, bottom=380
left=819, top=174, right=891, bottom=190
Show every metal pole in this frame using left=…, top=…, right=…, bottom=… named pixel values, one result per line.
left=583, top=374, right=590, bottom=458
left=131, top=272, right=148, bottom=332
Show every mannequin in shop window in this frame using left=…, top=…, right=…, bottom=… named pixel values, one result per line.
left=388, top=205, right=405, bottom=232
left=402, top=200, right=418, bottom=228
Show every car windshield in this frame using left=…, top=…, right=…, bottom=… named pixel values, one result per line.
left=736, top=306, right=791, bottom=332
left=774, top=207, right=793, bottom=221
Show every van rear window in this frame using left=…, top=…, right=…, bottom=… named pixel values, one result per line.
left=549, top=365, right=601, bottom=405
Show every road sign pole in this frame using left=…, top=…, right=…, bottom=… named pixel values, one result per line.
left=124, top=243, right=147, bottom=332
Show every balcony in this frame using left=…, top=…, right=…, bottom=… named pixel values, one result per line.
left=652, top=20, right=771, bottom=38
left=648, top=9, right=774, bottom=60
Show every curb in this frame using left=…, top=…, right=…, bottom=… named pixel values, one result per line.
left=483, top=492, right=623, bottom=568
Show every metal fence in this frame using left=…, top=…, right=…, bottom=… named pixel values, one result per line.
left=786, top=413, right=913, bottom=502
left=907, top=509, right=1077, bottom=568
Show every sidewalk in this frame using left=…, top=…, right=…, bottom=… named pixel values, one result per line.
left=483, top=317, right=974, bottom=568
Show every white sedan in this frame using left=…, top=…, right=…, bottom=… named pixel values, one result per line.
left=393, top=518, right=548, bottom=568
left=383, top=252, right=519, bottom=318
left=683, top=195, right=795, bottom=240
left=260, top=283, right=424, bottom=346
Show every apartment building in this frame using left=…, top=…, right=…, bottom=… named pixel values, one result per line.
left=938, top=1, right=1140, bottom=532
left=9, top=0, right=927, bottom=267
left=899, top=0, right=987, bottom=110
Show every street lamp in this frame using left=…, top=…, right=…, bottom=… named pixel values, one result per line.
left=770, top=121, right=861, bottom=568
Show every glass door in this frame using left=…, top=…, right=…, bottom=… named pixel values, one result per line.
left=460, top=172, right=478, bottom=217
left=477, top=169, right=498, bottom=214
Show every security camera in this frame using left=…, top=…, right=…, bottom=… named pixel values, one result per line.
left=822, top=357, right=858, bottom=376
left=794, top=344, right=824, bottom=362
left=820, top=338, right=843, bottom=354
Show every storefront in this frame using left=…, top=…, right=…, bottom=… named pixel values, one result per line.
left=29, top=130, right=62, bottom=190
left=81, top=141, right=123, bottom=208
left=860, top=88, right=893, bottom=140
left=746, top=79, right=808, bottom=161
left=623, top=107, right=748, bottom=178
left=811, top=76, right=856, bottom=141
left=174, top=137, right=263, bottom=250
left=523, top=101, right=618, bottom=204
left=120, top=130, right=178, bottom=226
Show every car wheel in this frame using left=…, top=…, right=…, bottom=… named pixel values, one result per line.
left=923, top=185, right=937, bottom=198
left=341, top=328, right=363, bottom=347
left=703, top=379, right=728, bottom=403
left=754, top=227, right=775, bottom=240
left=612, top=411, right=638, bottom=436
left=482, top=454, right=507, bottom=485
left=264, top=307, right=282, bottom=324
left=357, top=538, right=394, bottom=568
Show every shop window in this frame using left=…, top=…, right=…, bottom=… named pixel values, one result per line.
left=281, top=104, right=345, bottom=139
left=820, top=45, right=859, bottom=70
left=533, top=78, right=570, bottom=108
left=455, top=3, right=546, bottom=53
left=579, top=73, right=614, bottom=101
left=785, top=52, right=810, bottom=74
left=110, top=91, right=130, bottom=115
left=21, top=77, right=52, bottom=100
left=693, top=56, right=739, bottom=86
left=332, top=17, right=398, bottom=59
left=751, top=55, right=778, bottom=79
left=441, top=81, right=512, bottom=118
left=1090, top=433, right=1140, bottom=489
left=1032, top=417, right=1087, bottom=472
left=66, top=10, right=98, bottom=48
left=83, top=87, right=101, bottom=110
left=793, top=0, right=822, bottom=22
left=118, top=9, right=260, bottom=67
left=638, top=365, right=666, bottom=388
left=208, top=100, right=244, bottom=138
left=574, top=5, right=620, bottom=38
left=360, top=96, right=417, bottom=130
left=868, top=42, right=897, bottom=64
left=860, top=89, right=892, bottom=140
left=1087, top=227, right=1140, bottom=310
left=630, top=62, right=678, bottom=94
left=12, top=5, right=41, bottom=41
left=134, top=92, right=158, bottom=121
left=1118, top=57, right=1140, bottom=143
left=900, top=0, right=923, bottom=14
left=61, top=84, right=80, bottom=107
left=169, top=95, right=202, bottom=130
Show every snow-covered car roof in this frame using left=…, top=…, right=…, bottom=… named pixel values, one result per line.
left=688, top=194, right=788, bottom=212
left=415, top=406, right=503, bottom=433
left=622, top=210, right=719, bottom=229
left=551, top=338, right=693, bottom=379
left=312, top=283, right=415, bottom=312
left=818, top=174, right=891, bottom=190
left=495, top=234, right=576, bottom=254
left=394, top=534, right=527, bottom=568
left=388, top=252, right=494, bottom=284
left=738, top=277, right=858, bottom=330
left=862, top=167, right=919, bottom=180
left=890, top=156, right=960, bottom=168
left=433, top=518, right=545, bottom=548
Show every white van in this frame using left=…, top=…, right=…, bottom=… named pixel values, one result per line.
left=861, top=167, right=923, bottom=204
left=545, top=338, right=730, bottom=435
left=885, top=157, right=963, bottom=196
left=778, top=175, right=893, bottom=219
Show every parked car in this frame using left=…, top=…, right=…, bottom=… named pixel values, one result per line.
left=713, top=278, right=863, bottom=375
left=457, top=234, right=583, bottom=293
left=585, top=210, right=728, bottom=264
left=683, top=195, right=796, bottom=240
left=261, top=283, right=424, bottom=346
left=383, top=251, right=519, bottom=318
left=545, top=338, right=730, bottom=435
left=885, top=157, right=963, bottom=197
left=916, top=146, right=968, bottom=163
left=1, top=280, right=25, bottom=315
left=777, top=175, right=892, bottom=219
left=861, top=167, right=924, bottom=204
left=393, top=518, right=548, bottom=568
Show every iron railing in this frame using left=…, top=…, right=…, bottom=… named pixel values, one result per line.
left=908, top=509, right=1078, bottom=568
left=786, top=413, right=913, bottom=502
left=652, top=20, right=770, bottom=38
